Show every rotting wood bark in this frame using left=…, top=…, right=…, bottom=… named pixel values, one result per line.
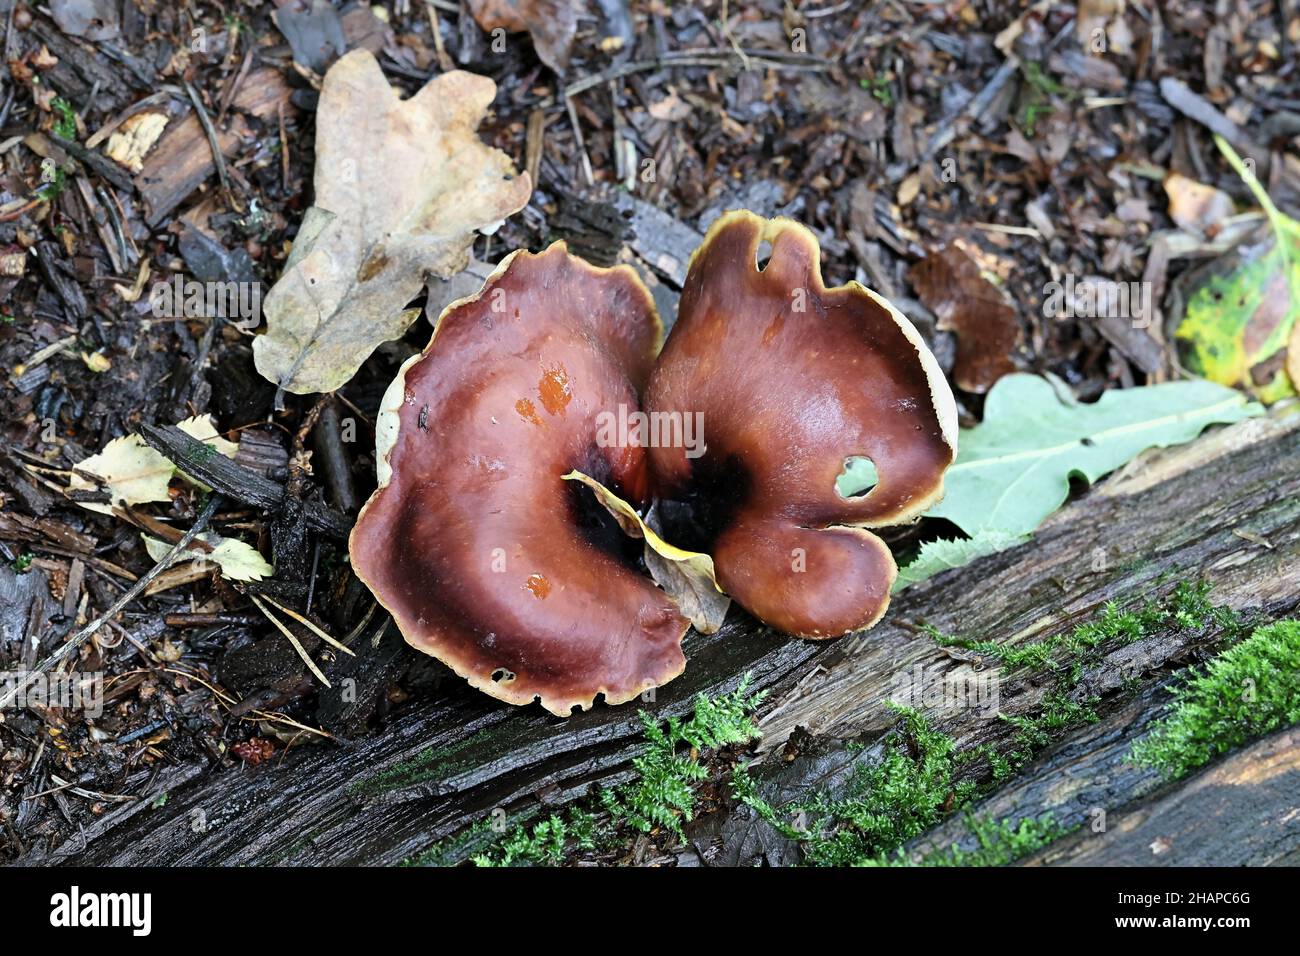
left=137, top=424, right=351, bottom=539
left=134, top=68, right=294, bottom=225
left=15, top=411, right=1299, bottom=866
left=1022, top=725, right=1300, bottom=867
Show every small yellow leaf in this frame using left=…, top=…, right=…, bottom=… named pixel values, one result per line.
left=81, top=351, right=111, bottom=372
left=70, top=414, right=239, bottom=512
left=142, top=532, right=273, bottom=582
left=562, top=470, right=730, bottom=634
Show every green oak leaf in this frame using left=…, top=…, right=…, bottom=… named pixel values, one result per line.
left=924, top=373, right=1262, bottom=538
left=893, top=530, right=1029, bottom=592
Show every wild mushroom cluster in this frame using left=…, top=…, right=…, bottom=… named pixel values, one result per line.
left=350, top=210, right=957, bottom=716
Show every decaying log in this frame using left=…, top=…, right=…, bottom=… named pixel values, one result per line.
left=1024, top=725, right=1300, bottom=867
left=15, top=410, right=1300, bottom=866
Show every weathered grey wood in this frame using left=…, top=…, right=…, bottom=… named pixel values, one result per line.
left=1022, top=725, right=1300, bottom=867
left=137, top=425, right=352, bottom=539
left=14, top=411, right=1299, bottom=866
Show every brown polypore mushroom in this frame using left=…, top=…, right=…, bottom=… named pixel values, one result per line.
left=350, top=244, right=689, bottom=715
left=645, top=211, right=957, bottom=638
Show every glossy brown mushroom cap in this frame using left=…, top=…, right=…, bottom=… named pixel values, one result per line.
left=350, top=244, right=688, bottom=715
left=645, top=211, right=957, bottom=638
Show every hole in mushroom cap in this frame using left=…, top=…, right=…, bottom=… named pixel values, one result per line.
left=836, top=456, right=879, bottom=499
left=491, top=668, right=516, bottom=683
left=755, top=239, right=773, bottom=272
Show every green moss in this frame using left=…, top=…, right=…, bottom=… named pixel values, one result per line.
left=937, top=582, right=1243, bottom=676
left=403, top=818, right=497, bottom=868
left=1000, top=691, right=1100, bottom=771
left=733, top=727, right=1077, bottom=868
left=959, top=742, right=1015, bottom=784
left=858, top=72, right=893, bottom=107
left=729, top=762, right=801, bottom=838
left=442, top=677, right=766, bottom=866
left=31, top=97, right=78, bottom=202
left=51, top=97, right=77, bottom=140
left=603, top=677, right=765, bottom=839
left=870, top=813, right=1076, bottom=867
left=471, top=808, right=602, bottom=867
left=734, top=706, right=976, bottom=866
left=1016, top=61, right=1075, bottom=136
left=1130, top=619, right=1300, bottom=780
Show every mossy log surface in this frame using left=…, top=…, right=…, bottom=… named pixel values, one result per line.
left=17, top=412, right=1300, bottom=866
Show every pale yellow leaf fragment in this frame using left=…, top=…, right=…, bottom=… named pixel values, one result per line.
left=105, top=111, right=168, bottom=173
left=69, top=415, right=238, bottom=512
left=562, top=470, right=731, bottom=634
left=142, top=533, right=274, bottom=582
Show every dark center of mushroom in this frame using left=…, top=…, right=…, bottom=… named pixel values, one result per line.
left=564, top=466, right=647, bottom=570
left=653, top=451, right=753, bottom=554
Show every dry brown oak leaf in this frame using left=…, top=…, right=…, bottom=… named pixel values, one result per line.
left=466, top=0, right=579, bottom=74
left=908, top=244, right=1019, bottom=394
left=253, top=48, right=531, bottom=396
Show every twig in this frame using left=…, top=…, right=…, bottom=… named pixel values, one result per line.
left=525, top=108, right=546, bottom=192
left=258, top=594, right=355, bottom=657
left=249, top=594, right=332, bottom=688
left=426, top=1, right=455, bottom=72
left=159, top=666, right=335, bottom=741
left=718, top=1, right=752, bottom=72
left=311, top=399, right=358, bottom=513
left=218, top=47, right=254, bottom=123
left=184, top=79, right=228, bottom=193
left=0, top=496, right=222, bottom=712
left=137, top=424, right=352, bottom=539
left=340, top=602, right=380, bottom=648
left=563, top=94, right=595, bottom=187
left=0, top=198, right=41, bottom=223
left=3, top=0, right=14, bottom=62
left=563, top=49, right=835, bottom=98
left=0, top=87, right=15, bottom=128
left=48, top=134, right=135, bottom=193
left=1159, top=77, right=1249, bottom=147
left=924, top=57, right=1019, bottom=159
left=278, top=101, right=291, bottom=194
